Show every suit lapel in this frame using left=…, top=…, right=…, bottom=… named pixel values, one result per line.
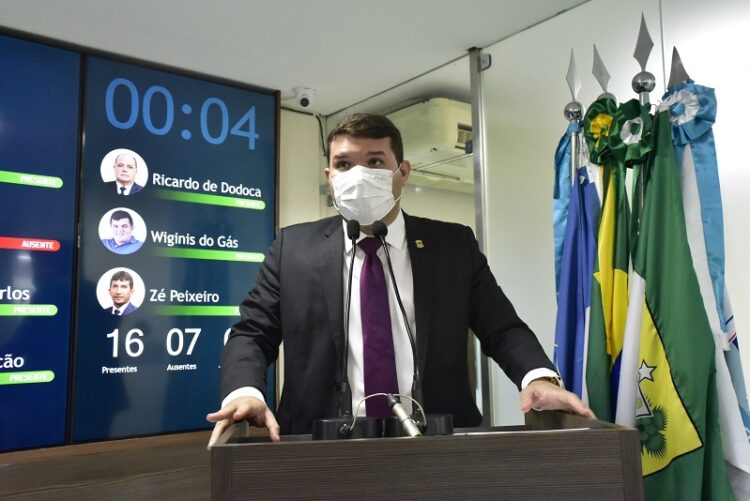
left=320, top=217, right=345, bottom=360
left=404, top=214, right=435, bottom=376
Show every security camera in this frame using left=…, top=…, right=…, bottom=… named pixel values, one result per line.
left=294, top=87, right=315, bottom=109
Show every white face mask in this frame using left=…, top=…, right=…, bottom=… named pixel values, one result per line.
left=331, top=165, right=402, bottom=225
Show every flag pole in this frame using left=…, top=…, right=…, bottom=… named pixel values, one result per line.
left=632, top=14, right=656, bottom=107
left=564, top=102, right=582, bottom=185
left=632, top=13, right=656, bottom=229
left=565, top=49, right=583, bottom=185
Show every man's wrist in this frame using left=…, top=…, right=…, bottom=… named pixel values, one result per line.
left=521, top=368, right=563, bottom=389
left=222, top=386, right=266, bottom=409
left=531, top=375, right=563, bottom=387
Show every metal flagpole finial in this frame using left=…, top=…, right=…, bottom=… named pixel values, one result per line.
left=564, top=48, right=583, bottom=122
left=564, top=49, right=582, bottom=187
left=632, top=13, right=656, bottom=103
left=667, top=46, right=691, bottom=89
left=592, top=44, right=615, bottom=101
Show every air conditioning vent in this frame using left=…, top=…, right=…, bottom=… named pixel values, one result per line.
left=387, top=98, right=474, bottom=192
left=456, top=123, right=472, bottom=150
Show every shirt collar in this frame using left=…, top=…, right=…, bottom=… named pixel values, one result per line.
left=343, top=210, right=407, bottom=253
left=112, top=236, right=137, bottom=247
left=113, top=303, right=130, bottom=313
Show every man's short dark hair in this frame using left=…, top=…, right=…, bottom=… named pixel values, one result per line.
left=326, top=113, right=404, bottom=164
left=110, top=270, right=133, bottom=288
left=110, top=210, right=134, bottom=226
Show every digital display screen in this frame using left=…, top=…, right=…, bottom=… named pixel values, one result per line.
left=0, top=32, right=278, bottom=450
left=0, top=34, right=81, bottom=450
left=71, top=57, right=277, bottom=441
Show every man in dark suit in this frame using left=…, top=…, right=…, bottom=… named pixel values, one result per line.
left=104, top=152, right=143, bottom=195
left=207, top=114, right=592, bottom=446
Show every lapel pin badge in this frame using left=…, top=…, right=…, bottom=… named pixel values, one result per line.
left=415, top=240, right=424, bottom=249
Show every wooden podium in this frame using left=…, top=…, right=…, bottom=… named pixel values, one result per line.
left=210, top=411, right=643, bottom=500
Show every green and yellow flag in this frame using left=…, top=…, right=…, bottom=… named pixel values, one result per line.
left=616, top=111, right=733, bottom=499
left=584, top=97, right=630, bottom=422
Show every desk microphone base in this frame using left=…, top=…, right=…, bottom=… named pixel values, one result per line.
left=383, top=413, right=453, bottom=437
left=311, top=416, right=382, bottom=440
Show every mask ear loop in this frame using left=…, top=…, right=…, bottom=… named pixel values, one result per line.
left=392, top=163, right=405, bottom=206
left=331, top=193, right=341, bottom=213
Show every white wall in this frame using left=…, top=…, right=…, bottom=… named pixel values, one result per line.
left=278, top=110, right=325, bottom=228
left=401, top=184, right=475, bottom=229
left=275, top=109, right=324, bottom=390
left=480, top=0, right=663, bottom=424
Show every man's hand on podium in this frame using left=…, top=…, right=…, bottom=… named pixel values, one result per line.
left=206, top=396, right=281, bottom=449
left=519, top=379, right=595, bottom=419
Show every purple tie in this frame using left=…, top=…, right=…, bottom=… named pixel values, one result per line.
left=359, top=237, right=399, bottom=417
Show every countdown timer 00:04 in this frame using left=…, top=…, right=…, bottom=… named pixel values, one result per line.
left=104, top=77, right=261, bottom=149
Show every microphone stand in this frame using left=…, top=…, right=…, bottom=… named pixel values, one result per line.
left=311, top=219, right=382, bottom=440
left=339, top=219, right=358, bottom=419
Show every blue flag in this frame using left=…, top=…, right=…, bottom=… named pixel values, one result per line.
left=553, top=164, right=600, bottom=396
left=553, top=121, right=582, bottom=295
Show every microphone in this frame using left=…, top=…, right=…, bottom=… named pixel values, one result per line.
left=339, top=219, right=360, bottom=420
left=346, top=219, right=361, bottom=240
left=386, top=393, right=421, bottom=437
left=371, top=220, right=424, bottom=425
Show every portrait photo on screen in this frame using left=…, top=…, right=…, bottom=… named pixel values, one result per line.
left=100, top=148, right=149, bottom=196
left=97, top=267, right=145, bottom=316
left=98, top=207, right=147, bottom=255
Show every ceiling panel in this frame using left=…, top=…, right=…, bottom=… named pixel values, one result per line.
left=0, top=0, right=588, bottom=115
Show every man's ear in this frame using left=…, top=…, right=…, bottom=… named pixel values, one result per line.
left=398, top=160, right=411, bottom=183
left=324, top=167, right=335, bottom=197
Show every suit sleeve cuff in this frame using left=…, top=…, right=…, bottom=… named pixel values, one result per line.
left=521, top=368, right=562, bottom=390
left=222, top=386, right=266, bottom=409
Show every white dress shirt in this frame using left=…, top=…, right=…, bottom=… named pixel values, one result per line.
left=115, top=181, right=134, bottom=195
left=344, top=211, right=415, bottom=413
